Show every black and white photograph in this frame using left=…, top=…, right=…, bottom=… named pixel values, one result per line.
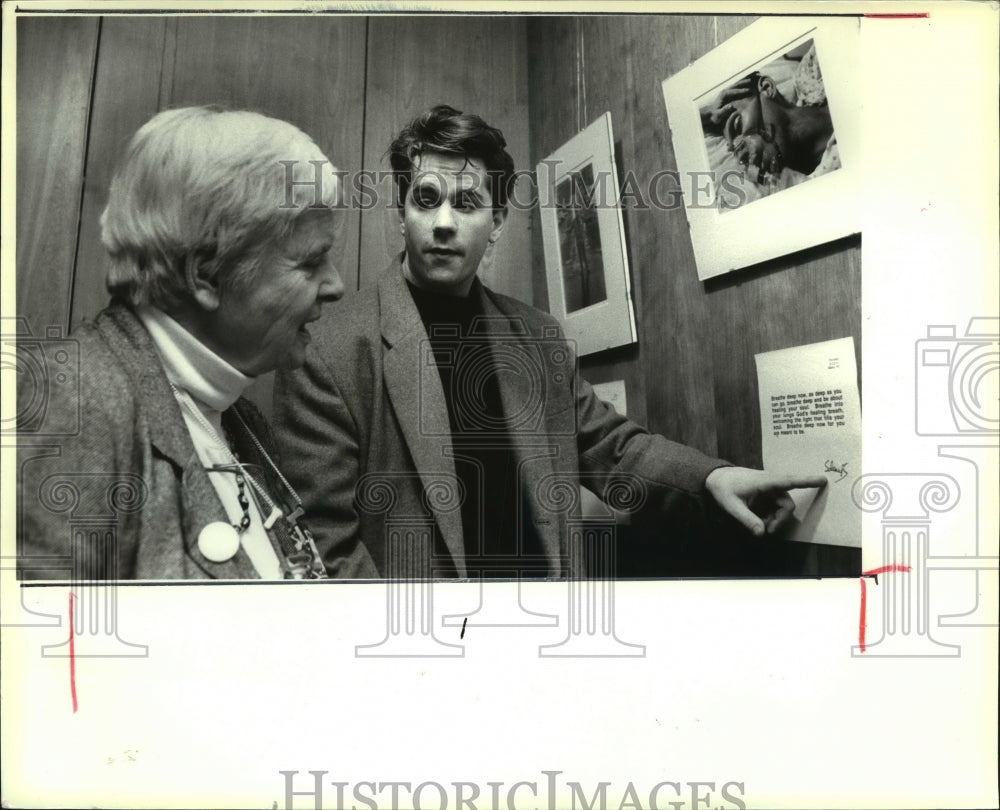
left=662, top=17, right=861, bottom=280
left=556, top=163, right=608, bottom=313
left=2, top=4, right=997, bottom=810
left=699, top=38, right=840, bottom=210
left=538, top=112, right=637, bottom=356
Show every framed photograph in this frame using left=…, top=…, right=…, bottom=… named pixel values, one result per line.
left=537, top=112, right=637, bottom=356
left=661, top=17, right=860, bottom=280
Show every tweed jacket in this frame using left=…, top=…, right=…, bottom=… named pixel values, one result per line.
left=17, top=304, right=285, bottom=580
left=273, top=262, right=727, bottom=579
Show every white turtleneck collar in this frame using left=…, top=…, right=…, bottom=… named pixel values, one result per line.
left=136, top=305, right=283, bottom=580
left=136, top=305, right=252, bottom=412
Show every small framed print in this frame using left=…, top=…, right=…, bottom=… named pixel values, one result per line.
left=661, top=16, right=861, bottom=280
left=537, top=112, right=637, bottom=357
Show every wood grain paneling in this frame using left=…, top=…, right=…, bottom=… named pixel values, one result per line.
left=526, top=16, right=576, bottom=315
left=624, top=15, right=721, bottom=456
left=165, top=16, right=368, bottom=294
left=527, top=14, right=861, bottom=575
left=71, top=18, right=169, bottom=328
left=16, top=17, right=100, bottom=335
left=528, top=17, right=652, bottom=428
left=715, top=14, right=760, bottom=43
left=706, top=235, right=862, bottom=469
left=151, top=16, right=367, bottom=417
left=36, top=13, right=532, bottom=421
left=360, top=16, right=531, bottom=302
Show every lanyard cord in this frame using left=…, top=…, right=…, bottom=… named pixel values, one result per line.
left=168, top=383, right=280, bottom=516
left=230, top=405, right=304, bottom=514
left=168, top=383, right=327, bottom=579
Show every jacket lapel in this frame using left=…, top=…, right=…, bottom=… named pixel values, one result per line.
left=378, top=265, right=466, bottom=575
left=96, top=305, right=259, bottom=579
left=474, top=288, right=563, bottom=575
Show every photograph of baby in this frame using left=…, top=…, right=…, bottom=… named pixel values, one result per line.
left=699, top=39, right=840, bottom=211
left=556, top=163, right=608, bottom=313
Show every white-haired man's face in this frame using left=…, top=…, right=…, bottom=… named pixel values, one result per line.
left=204, top=209, right=345, bottom=376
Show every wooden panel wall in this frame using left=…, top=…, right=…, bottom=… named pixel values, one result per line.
left=71, top=17, right=171, bottom=331
left=528, top=15, right=862, bottom=462
left=15, top=14, right=530, bottom=354
left=15, top=17, right=100, bottom=336
left=527, top=16, right=861, bottom=575
left=17, top=15, right=531, bottom=413
left=167, top=17, right=368, bottom=292
left=359, top=16, right=531, bottom=302
left=70, top=16, right=368, bottom=329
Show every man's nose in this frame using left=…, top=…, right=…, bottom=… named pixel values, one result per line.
left=432, top=201, right=457, bottom=234
left=319, top=262, right=346, bottom=302
left=741, top=91, right=764, bottom=133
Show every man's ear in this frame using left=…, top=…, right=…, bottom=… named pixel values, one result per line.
left=184, top=253, right=222, bottom=312
left=489, top=206, right=508, bottom=244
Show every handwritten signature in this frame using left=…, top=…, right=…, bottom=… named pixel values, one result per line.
left=824, top=459, right=848, bottom=483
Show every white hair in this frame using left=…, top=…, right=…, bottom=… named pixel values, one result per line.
left=100, top=106, right=341, bottom=308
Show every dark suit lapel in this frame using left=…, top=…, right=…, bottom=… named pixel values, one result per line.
left=378, top=267, right=465, bottom=575
left=474, top=288, right=539, bottom=436
left=475, top=288, right=563, bottom=574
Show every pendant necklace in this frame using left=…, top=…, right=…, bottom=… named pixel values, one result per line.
left=170, top=383, right=327, bottom=579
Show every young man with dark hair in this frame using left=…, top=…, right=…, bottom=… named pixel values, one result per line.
left=273, top=104, right=824, bottom=579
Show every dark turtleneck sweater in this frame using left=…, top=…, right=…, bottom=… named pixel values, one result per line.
left=406, top=279, right=545, bottom=578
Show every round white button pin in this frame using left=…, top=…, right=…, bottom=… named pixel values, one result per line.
left=198, top=522, right=241, bottom=562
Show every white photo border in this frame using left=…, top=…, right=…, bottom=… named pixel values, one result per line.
left=537, top=112, right=637, bottom=356
left=661, top=16, right=861, bottom=280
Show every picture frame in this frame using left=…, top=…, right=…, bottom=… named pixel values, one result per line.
left=661, top=17, right=861, bottom=280
left=537, top=112, right=637, bottom=356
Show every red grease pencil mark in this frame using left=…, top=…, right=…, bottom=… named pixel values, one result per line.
left=859, top=577, right=869, bottom=652
left=858, top=565, right=912, bottom=653
left=69, top=591, right=78, bottom=713
left=863, top=564, right=911, bottom=578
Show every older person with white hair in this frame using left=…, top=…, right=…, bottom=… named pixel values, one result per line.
left=19, top=106, right=345, bottom=580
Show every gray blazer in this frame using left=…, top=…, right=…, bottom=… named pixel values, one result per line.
left=17, top=304, right=284, bottom=579
left=273, top=262, right=726, bottom=578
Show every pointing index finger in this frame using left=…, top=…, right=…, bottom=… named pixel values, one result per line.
left=786, top=474, right=830, bottom=490
left=759, top=474, right=829, bottom=492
